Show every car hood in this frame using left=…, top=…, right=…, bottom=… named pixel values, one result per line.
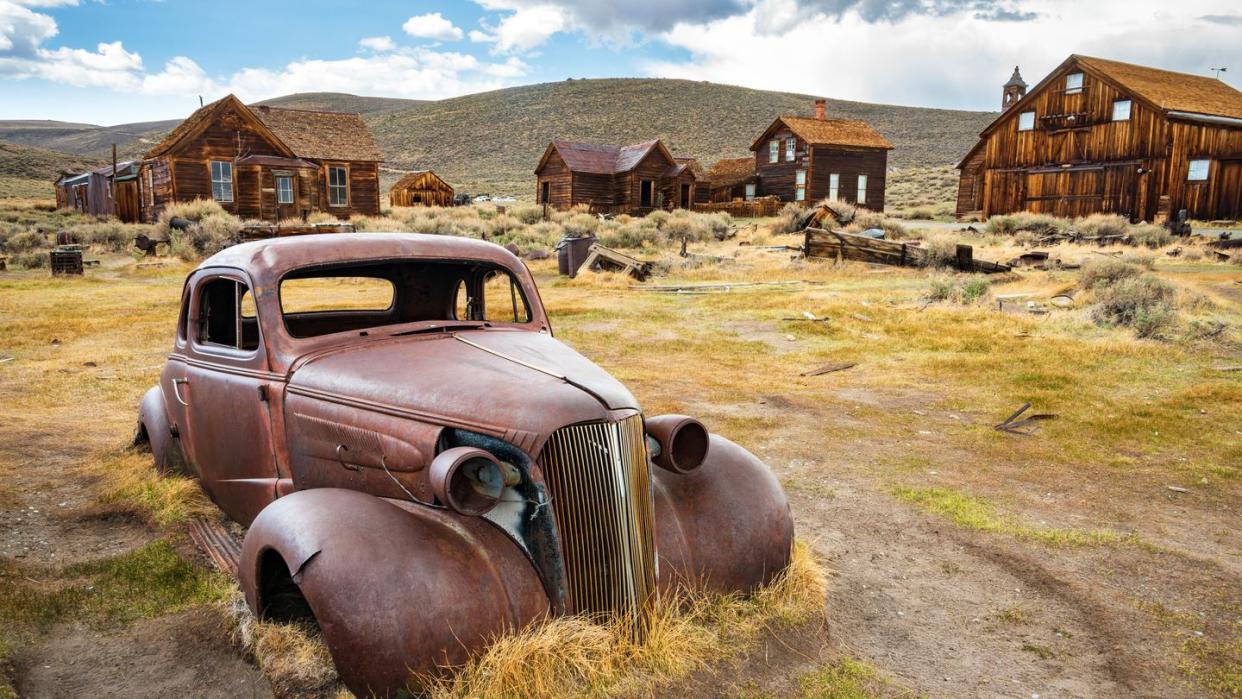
left=286, top=329, right=639, bottom=453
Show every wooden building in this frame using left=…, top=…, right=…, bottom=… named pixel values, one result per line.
left=702, top=157, right=757, bottom=203
left=749, top=100, right=892, bottom=208
left=389, top=170, right=454, bottom=207
left=956, top=55, right=1242, bottom=222
left=140, top=94, right=383, bottom=222
left=534, top=139, right=697, bottom=213
left=54, top=161, right=141, bottom=223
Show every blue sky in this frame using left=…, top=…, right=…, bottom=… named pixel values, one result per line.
left=2, top=0, right=1240, bottom=124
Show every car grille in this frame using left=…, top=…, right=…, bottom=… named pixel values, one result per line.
left=540, top=415, right=657, bottom=626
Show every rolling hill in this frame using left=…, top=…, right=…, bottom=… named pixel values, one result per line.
left=0, top=81, right=995, bottom=199
left=0, top=141, right=106, bottom=199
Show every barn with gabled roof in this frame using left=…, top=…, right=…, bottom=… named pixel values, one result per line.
left=957, top=55, right=1242, bottom=222
left=139, top=94, right=383, bottom=222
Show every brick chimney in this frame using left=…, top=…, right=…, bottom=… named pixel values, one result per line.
left=814, top=98, right=826, bottom=121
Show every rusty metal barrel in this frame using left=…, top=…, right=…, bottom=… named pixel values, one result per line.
left=556, top=234, right=596, bottom=277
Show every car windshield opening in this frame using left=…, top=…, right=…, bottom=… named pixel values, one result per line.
left=279, top=259, right=532, bottom=339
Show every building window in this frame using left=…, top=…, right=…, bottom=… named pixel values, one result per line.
left=1112, top=99, right=1131, bottom=122
left=1187, top=159, right=1210, bottom=182
left=276, top=175, right=294, bottom=204
left=786, top=139, right=796, bottom=161
left=1018, top=111, right=1035, bottom=132
left=328, top=166, right=348, bottom=207
left=857, top=174, right=868, bottom=205
left=829, top=173, right=840, bottom=201
left=744, top=183, right=756, bottom=201
left=1065, top=72, right=1083, bottom=94
left=769, top=140, right=779, bottom=163
left=795, top=170, right=807, bottom=201
left=210, top=161, right=233, bottom=203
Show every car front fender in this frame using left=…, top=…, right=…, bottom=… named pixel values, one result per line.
left=652, top=434, right=794, bottom=594
left=239, top=488, right=549, bottom=697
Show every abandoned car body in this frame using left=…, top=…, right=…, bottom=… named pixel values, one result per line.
left=136, top=233, right=794, bottom=696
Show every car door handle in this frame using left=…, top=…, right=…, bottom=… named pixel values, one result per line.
left=335, top=444, right=360, bottom=471
left=171, top=378, right=190, bottom=406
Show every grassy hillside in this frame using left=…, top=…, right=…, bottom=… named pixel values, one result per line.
left=0, top=141, right=106, bottom=199
left=0, top=80, right=994, bottom=201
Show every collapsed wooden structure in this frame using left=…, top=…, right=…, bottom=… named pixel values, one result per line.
left=54, top=161, right=141, bottom=223
left=803, top=228, right=1012, bottom=273
left=389, top=170, right=454, bottom=207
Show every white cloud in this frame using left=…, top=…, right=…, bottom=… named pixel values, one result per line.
left=483, top=4, right=567, bottom=54
left=402, top=12, right=464, bottom=41
left=0, top=0, right=59, bottom=55
left=358, top=35, right=396, bottom=52
left=648, top=0, right=1242, bottom=111
left=141, top=55, right=219, bottom=95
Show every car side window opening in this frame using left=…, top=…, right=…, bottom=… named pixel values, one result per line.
left=197, top=277, right=259, bottom=351
left=280, top=260, right=533, bottom=338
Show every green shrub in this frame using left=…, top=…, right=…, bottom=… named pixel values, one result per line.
left=920, top=234, right=958, bottom=268
left=1090, top=275, right=1177, bottom=338
left=160, top=201, right=241, bottom=261
left=961, top=278, right=992, bottom=303
left=1080, top=259, right=1144, bottom=289
left=1075, top=213, right=1129, bottom=238
left=562, top=213, right=599, bottom=238
left=645, top=210, right=671, bottom=229
left=1129, top=223, right=1172, bottom=248
left=985, top=212, right=1067, bottom=237
left=2, top=230, right=49, bottom=253
left=852, top=209, right=910, bottom=240
left=70, top=221, right=146, bottom=253
left=598, top=220, right=663, bottom=249
left=510, top=204, right=545, bottom=225
left=926, top=276, right=991, bottom=304
left=12, top=250, right=48, bottom=269
left=777, top=203, right=806, bottom=233
left=927, top=277, right=955, bottom=301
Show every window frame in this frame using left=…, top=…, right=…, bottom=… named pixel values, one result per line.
left=1065, top=72, right=1084, bottom=95
left=327, top=165, right=349, bottom=207
left=829, top=173, right=840, bottom=201
left=744, top=183, right=756, bottom=201
left=769, top=140, right=779, bottom=164
left=794, top=170, right=807, bottom=202
left=275, top=174, right=294, bottom=204
left=1017, top=111, right=1036, bottom=132
left=209, top=160, right=234, bottom=203
left=191, top=274, right=260, bottom=357
left=1187, top=159, right=1210, bottom=182
left=1111, top=99, right=1132, bottom=122
left=857, top=174, right=868, bottom=205
left=785, top=138, right=796, bottom=161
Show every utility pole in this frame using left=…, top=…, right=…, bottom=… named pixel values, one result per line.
left=111, top=143, right=117, bottom=214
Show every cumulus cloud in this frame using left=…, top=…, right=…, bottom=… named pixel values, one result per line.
left=476, top=0, right=748, bottom=35
left=472, top=4, right=568, bottom=53
left=403, top=12, right=464, bottom=41
left=0, top=0, right=59, bottom=55
left=1198, top=13, right=1242, bottom=26
left=358, top=35, right=396, bottom=52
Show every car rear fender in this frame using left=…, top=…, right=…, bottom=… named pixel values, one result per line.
left=137, top=385, right=187, bottom=474
left=239, top=488, right=549, bottom=697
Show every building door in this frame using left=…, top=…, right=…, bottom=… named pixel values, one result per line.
left=680, top=183, right=691, bottom=208
left=640, top=180, right=653, bottom=208
left=114, top=180, right=140, bottom=223
left=540, top=181, right=550, bottom=204
left=1218, top=161, right=1242, bottom=220
left=275, top=173, right=298, bottom=221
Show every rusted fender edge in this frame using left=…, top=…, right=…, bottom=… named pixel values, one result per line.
left=137, top=385, right=186, bottom=474
left=653, top=434, right=795, bottom=594
left=238, top=488, right=549, bottom=698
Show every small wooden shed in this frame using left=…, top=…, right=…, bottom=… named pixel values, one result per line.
left=389, top=170, right=454, bottom=207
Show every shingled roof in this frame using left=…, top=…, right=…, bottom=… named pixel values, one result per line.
left=542, top=139, right=673, bottom=175
left=1075, top=55, right=1242, bottom=120
left=751, top=116, right=893, bottom=151
left=704, top=157, right=756, bottom=187
left=252, top=105, right=384, bottom=162
left=144, top=94, right=383, bottom=162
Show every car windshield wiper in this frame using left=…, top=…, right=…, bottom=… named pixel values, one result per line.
left=390, top=322, right=490, bottom=337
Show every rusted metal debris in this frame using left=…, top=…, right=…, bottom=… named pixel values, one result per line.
left=188, top=518, right=241, bottom=578
left=801, top=361, right=856, bottom=377
left=994, top=402, right=1057, bottom=435
left=133, top=233, right=171, bottom=256
left=50, top=246, right=84, bottom=275
left=803, top=228, right=1012, bottom=273
left=581, top=243, right=654, bottom=280
left=136, top=232, right=794, bottom=697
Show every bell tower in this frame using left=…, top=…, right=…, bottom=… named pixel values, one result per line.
left=1002, top=66, right=1027, bottom=110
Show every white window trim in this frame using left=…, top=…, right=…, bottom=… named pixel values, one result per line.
left=744, top=183, right=756, bottom=201
left=1065, top=72, right=1084, bottom=95
left=276, top=175, right=294, bottom=204
left=1112, top=99, right=1132, bottom=122
left=794, top=169, right=807, bottom=201
left=327, top=165, right=349, bottom=207
left=209, top=160, right=234, bottom=203
left=829, top=173, right=840, bottom=201
left=857, top=174, right=868, bottom=205
left=1187, top=159, right=1210, bottom=182
left=769, top=140, right=779, bottom=164
left=786, top=138, right=796, bottom=161
left=1018, top=111, right=1035, bottom=132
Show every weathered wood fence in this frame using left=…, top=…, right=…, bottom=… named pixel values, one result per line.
left=803, top=228, right=1011, bottom=273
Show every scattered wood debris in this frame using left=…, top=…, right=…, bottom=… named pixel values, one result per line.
left=782, top=311, right=829, bottom=322
left=582, top=243, right=654, bottom=281
left=631, top=280, right=807, bottom=293
left=803, top=228, right=1011, bottom=273
left=801, top=361, right=856, bottom=377
left=994, top=402, right=1056, bottom=435
left=1166, top=486, right=1189, bottom=494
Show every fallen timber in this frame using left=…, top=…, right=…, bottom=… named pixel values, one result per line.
left=238, top=222, right=357, bottom=240
left=802, top=227, right=1011, bottom=273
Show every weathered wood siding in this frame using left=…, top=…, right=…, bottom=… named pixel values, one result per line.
left=754, top=128, right=807, bottom=201
left=956, top=149, right=985, bottom=216
left=389, top=172, right=453, bottom=207
left=809, top=146, right=888, bottom=210
left=535, top=151, right=572, bottom=209
left=959, top=57, right=1242, bottom=221
left=571, top=172, right=613, bottom=210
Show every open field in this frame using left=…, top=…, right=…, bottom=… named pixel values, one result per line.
left=1, top=201, right=1240, bottom=697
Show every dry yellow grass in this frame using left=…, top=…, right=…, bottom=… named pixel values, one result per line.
left=226, top=591, right=344, bottom=698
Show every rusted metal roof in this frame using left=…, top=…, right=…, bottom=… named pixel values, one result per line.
left=546, top=139, right=670, bottom=175
left=1075, top=55, right=1242, bottom=120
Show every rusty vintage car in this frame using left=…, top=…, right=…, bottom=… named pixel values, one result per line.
left=136, top=233, right=793, bottom=696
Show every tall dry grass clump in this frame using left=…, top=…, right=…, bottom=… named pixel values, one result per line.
left=156, top=198, right=242, bottom=260
left=985, top=212, right=1067, bottom=237
left=1080, top=258, right=1178, bottom=338
left=227, top=591, right=344, bottom=698
left=422, top=540, right=825, bottom=699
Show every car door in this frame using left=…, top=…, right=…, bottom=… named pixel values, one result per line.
left=176, top=270, right=280, bottom=525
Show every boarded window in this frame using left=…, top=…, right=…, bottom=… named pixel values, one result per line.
left=1018, top=111, right=1035, bottom=132
left=210, top=161, right=233, bottom=203
left=857, top=174, right=868, bottom=205
left=786, top=139, right=796, bottom=161
left=769, top=140, right=779, bottom=163
left=795, top=170, right=807, bottom=201
left=328, top=166, right=348, bottom=207
left=1188, top=159, right=1210, bottom=182
left=1112, top=99, right=1131, bottom=122
left=276, top=175, right=294, bottom=204
left=829, top=173, right=840, bottom=201
left=1065, top=72, right=1083, bottom=94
